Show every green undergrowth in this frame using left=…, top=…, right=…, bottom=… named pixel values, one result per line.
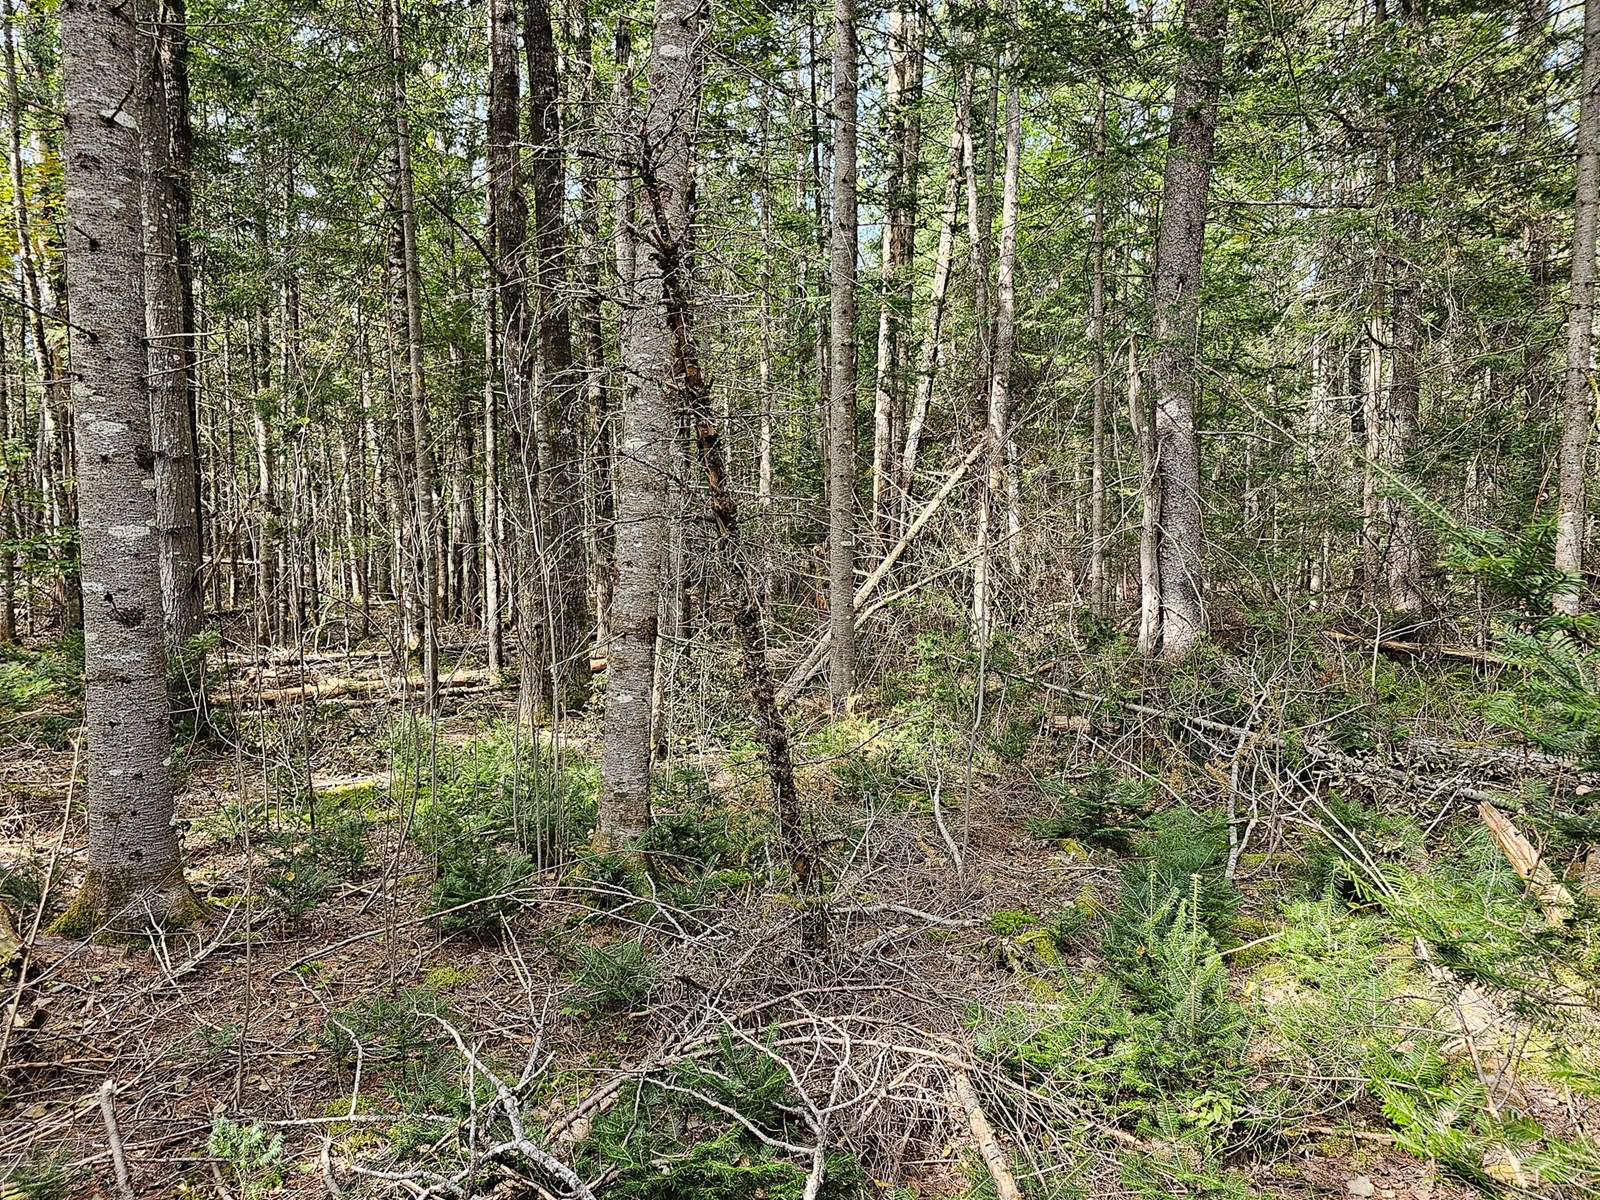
left=0, top=632, right=81, bottom=747
left=575, top=1032, right=865, bottom=1200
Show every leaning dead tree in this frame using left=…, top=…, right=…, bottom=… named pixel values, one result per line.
left=635, top=0, right=825, bottom=950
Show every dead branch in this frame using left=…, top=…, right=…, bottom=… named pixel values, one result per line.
left=952, top=1071, right=1022, bottom=1200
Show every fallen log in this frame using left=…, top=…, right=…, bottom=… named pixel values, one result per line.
left=224, top=668, right=497, bottom=705
left=1321, top=629, right=1504, bottom=667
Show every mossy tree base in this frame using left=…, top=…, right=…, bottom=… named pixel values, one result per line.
left=48, top=867, right=208, bottom=944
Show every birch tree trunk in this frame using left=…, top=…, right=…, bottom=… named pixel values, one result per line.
left=53, top=0, right=200, bottom=937
left=1148, top=0, right=1226, bottom=661
left=598, top=20, right=668, bottom=848
left=827, top=0, right=858, bottom=711
left=1555, top=0, right=1600, bottom=612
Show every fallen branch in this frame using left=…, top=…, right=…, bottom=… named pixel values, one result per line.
left=1321, top=629, right=1503, bottom=667
left=952, top=1071, right=1022, bottom=1200
left=778, top=437, right=990, bottom=705
left=1478, top=802, right=1574, bottom=927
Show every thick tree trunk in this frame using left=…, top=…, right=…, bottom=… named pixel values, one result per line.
left=386, top=0, right=439, bottom=708
left=1556, top=0, right=1600, bottom=612
left=1148, top=0, right=1226, bottom=662
left=53, top=0, right=199, bottom=938
left=524, top=0, right=590, bottom=718
left=827, top=0, right=858, bottom=711
left=598, top=20, right=669, bottom=848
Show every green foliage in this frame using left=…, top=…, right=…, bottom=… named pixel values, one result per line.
left=207, top=1117, right=284, bottom=1199
left=1105, top=807, right=1238, bottom=950
left=397, top=722, right=595, bottom=932
left=0, top=1151, right=86, bottom=1200
left=259, top=811, right=369, bottom=921
left=189, top=1020, right=243, bottom=1061
left=579, top=1034, right=865, bottom=1200
left=321, top=986, right=469, bottom=1113
left=1025, top=763, right=1153, bottom=852
left=565, top=937, right=657, bottom=1014
left=0, top=634, right=82, bottom=748
left=0, top=854, right=48, bottom=921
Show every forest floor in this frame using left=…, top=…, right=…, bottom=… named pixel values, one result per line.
left=2, top=629, right=1600, bottom=1199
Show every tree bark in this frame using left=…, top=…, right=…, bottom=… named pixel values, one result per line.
left=1556, top=0, right=1600, bottom=612
left=869, top=0, right=922, bottom=552
left=638, top=50, right=826, bottom=948
left=598, top=19, right=667, bottom=848
left=1384, top=0, right=1425, bottom=614
left=1088, top=88, right=1110, bottom=615
left=898, top=59, right=969, bottom=522
left=1148, top=0, right=1226, bottom=661
left=385, top=0, right=439, bottom=708
left=973, top=42, right=1020, bottom=647
left=139, top=0, right=203, bottom=650
left=52, top=0, right=199, bottom=937
left=485, top=0, right=525, bottom=678
left=827, top=0, right=858, bottom=711
left=524, top=0, right=591, bottom=717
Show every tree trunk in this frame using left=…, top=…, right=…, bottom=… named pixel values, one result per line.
left=898, top=58, right=969, bottom=521
left=139, top=0, right=204, bottom=650
left=1088, top=88, right=1109, bottom=615
left=1148, top=0, right=1226, bottom=662
left=827, top=0, right=858, bottom=711
left=485, top=0, right=524, bottom=678
left=1556, top=0, right=1600, bottom=612
left=973, top=43, right=1020, bottom=646
left=524, top=0, right=590, bottom=718
left=52, top=0, right=199, bottom=938
left=1385, top=0, right=1425, bottom=614
left=386, top=0, right=439, bottom=708
left=638, top=43, right=826, bottom=948
left=869, top=0, right=921, bottom=552
left=599, top=18, right=669, bottom=848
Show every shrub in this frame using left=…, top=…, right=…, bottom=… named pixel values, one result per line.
left=207, top=1117, right=284, bottom=1199
left=566, top=938, right=657, bottom=1014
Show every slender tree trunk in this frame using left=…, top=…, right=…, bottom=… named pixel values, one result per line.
left=1385, top=0, right=1425, bottom=614
left=973, top=44, right=1020, bottom=646
left=898, top=59, right=969, bottom=520
left=1130, top=335, right=1160, bottom=654
left=638, top=47, right=826, bottom=947
left=485, top=0, right=524, bottom=678
left=1148, top=0, right=1226, bottom=661
left=385, top=0, right=439, bottom=708
left=869, top=0, right=921, bottom=551
left=139, top=0, right=203, bottom=650
left=1088, top=88, right=1109, bottom=615
left=1556, top=0, right=1600, bottom=611
left=524, top=0, right=590, bottom=717
left=53, top=0, right=199, bottom=937
left=599, top=20, right=668, bottom=847
left=827, top=0, right=858, bottom=711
